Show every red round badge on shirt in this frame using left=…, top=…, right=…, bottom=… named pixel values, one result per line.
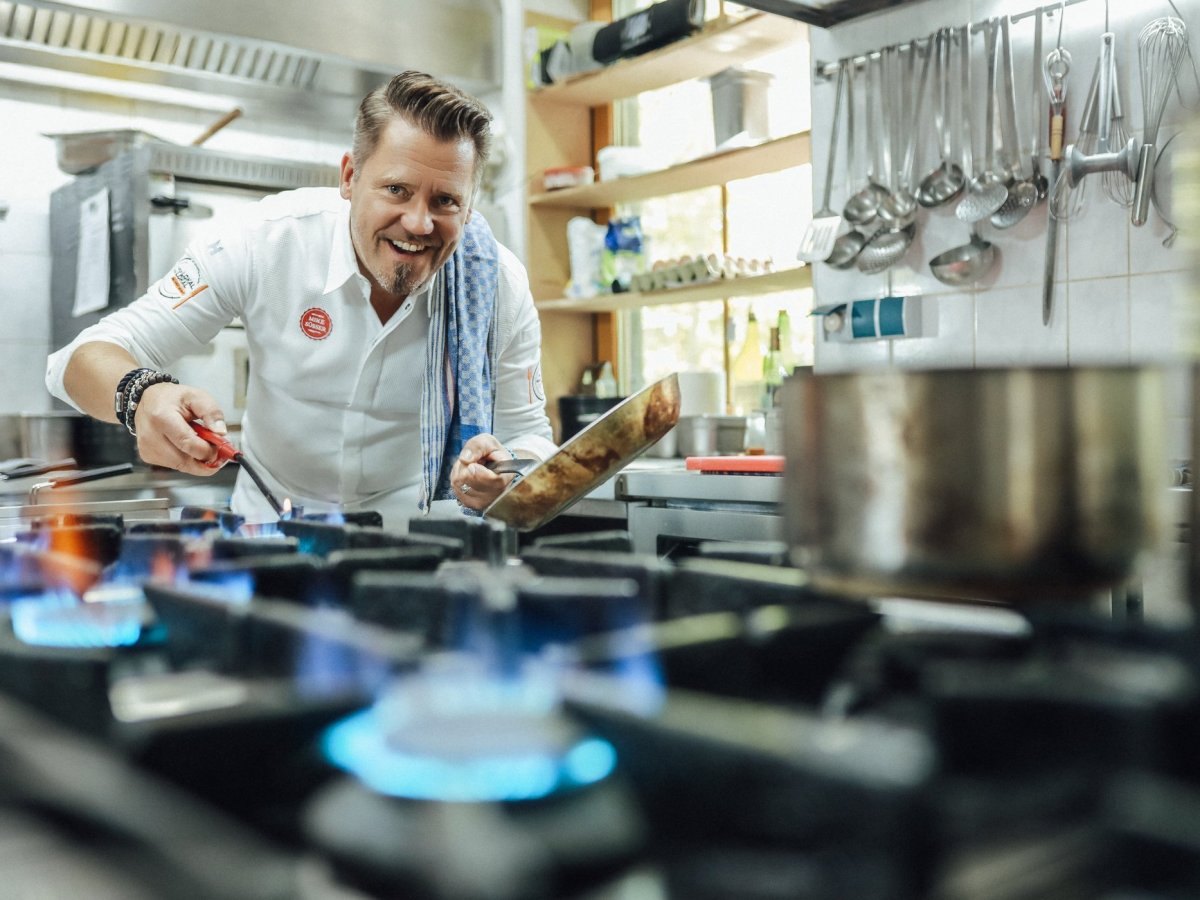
left=299, top=307, right=332, bottom=340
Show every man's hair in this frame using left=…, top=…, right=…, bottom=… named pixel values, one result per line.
left=352, top=70, right=493, bottom=189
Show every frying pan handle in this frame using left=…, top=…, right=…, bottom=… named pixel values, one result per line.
left=484, top=458, right=536, bottom=476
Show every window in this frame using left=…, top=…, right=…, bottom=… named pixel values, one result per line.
left=610, top=1, right=814, bottom=403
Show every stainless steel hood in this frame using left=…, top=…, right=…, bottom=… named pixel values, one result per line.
left=0, top=0, right=499, bottom=121
left=731, top=0, right=924, bottom=28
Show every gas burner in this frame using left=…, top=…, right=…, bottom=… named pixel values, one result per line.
left=11, top=586, right=149, bottom=649
left=306, top=657, right=644, bottom=899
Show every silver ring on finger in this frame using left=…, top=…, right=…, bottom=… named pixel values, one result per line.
left=460, top=482, right=471, bottom=494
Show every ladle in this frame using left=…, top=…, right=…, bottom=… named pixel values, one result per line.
left=929, top=24, right=997, bottom=286
left=827, top=59, right=869, bottom=269
left=856, top=48, right=916, bottom=276
left=877, top=38, right=933, bottom=230
left=956, top=19, right=1009, bottom=224
left=930, top=227, right=996, bottom=285
left=990, top=15, right=1038, bottom=228
left=842, top=53, right=888, bottom=227
left=917, top=29, right=965, bottom=208
left=857, top=44, right=928, bottom=274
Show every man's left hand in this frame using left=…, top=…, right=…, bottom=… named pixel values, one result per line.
left=451, top=434, right=518, bottom=511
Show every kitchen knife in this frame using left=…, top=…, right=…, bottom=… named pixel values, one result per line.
left=190, top=423, right=286, bottom=517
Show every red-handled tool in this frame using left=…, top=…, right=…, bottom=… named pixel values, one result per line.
left=190, top=422, right=286, bottom=516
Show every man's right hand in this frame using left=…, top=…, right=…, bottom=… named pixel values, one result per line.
left=132, top=382, right=229, bottom=475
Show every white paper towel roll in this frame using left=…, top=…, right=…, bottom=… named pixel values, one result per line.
left=676, top=370, right=725, bottom=417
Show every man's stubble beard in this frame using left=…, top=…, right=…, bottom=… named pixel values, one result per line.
left=387, top=262, right=419, bottom=297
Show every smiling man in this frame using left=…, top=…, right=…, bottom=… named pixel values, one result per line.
left=45, top=71, right=555, bottom=526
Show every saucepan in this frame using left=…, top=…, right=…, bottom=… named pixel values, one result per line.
left=485, top=373, right=681, bottom=531
left=781, top=366, right=1168, bottom=604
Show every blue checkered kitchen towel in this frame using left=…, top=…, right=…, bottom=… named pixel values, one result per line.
left=420, top=213, right=500, bottom=511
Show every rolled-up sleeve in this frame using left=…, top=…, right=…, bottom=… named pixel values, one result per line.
left=491, top=248, right=556, bottom=461
left=46, top=226, right=247, bottom=411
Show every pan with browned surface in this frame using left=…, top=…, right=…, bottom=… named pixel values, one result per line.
left=485, top=373, right=681, bottom=531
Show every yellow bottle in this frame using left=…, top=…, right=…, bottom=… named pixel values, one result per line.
left=731, top=311, right=765, bottom=414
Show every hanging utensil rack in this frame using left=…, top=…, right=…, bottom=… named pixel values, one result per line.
left=813, top=0, right=1099, bottom=80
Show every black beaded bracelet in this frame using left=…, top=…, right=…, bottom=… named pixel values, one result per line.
left=122, top=370, right=179, bottom=435
left=114, top=367, right=155, bottom=420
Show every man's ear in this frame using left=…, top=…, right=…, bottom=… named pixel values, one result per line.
left=338, top=152, right=355, bottom=200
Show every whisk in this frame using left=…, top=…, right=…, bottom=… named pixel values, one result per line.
left=1101, top=47, right=1135, bottom=207
left=1133, top=16, right=1190, bottom=226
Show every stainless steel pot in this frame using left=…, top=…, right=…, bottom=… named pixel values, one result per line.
left=782, top=366, right=1168, bottom=604
left=19, top=412, right=138, bottom=467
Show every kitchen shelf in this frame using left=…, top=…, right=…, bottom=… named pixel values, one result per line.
left=536, top=266, right=813, bottom=313
left=530, top=12, right=808, bottom=107
left=529, top=131, right=811, bottom=209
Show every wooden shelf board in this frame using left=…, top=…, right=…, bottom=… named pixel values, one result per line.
left=529, top=13, right=808, bottom=108
left=536, top=266, right=813, bottom=313
left=529, top=132, right=811, bottom=209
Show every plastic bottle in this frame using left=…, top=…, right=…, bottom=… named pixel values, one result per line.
left=730, top=311, right=765, bottom=414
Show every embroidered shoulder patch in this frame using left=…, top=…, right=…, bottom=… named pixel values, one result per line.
left=155, top=256, right=209, bottom=308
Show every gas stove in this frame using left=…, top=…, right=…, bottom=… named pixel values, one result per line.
left=0, top=505, right=1199, bottom=899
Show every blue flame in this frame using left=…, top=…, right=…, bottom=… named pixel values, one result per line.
left=321, top=707, right=617, bottom=802
left=185, top=570, right=255, bottom=605
left=292, top=608, right=392, bottom=699
left=12, top=591, right=143, bottom=648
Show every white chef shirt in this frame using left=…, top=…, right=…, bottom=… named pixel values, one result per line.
left=46, top=187, right=556, bottom=528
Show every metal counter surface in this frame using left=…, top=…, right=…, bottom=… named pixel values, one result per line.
left=615, top=465, right=782, bottom=506
left=0, top=466, right=237, bottom=510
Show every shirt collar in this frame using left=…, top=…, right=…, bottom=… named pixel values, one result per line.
left=324, top=202, right=360, bottom=295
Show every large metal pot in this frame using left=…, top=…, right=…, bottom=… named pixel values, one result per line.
left=781, top=366, right=1168, bottom=604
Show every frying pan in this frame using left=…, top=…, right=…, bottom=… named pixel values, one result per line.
left=485, top=373, right=681, bottom=531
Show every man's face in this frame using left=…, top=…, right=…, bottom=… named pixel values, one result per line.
left=340, top=115, right=476, bottom=302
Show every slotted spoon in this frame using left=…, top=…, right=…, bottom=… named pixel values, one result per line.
left=957, top=19, right=1009, bottom=224
left=991, top=14, right=1038, bottom=228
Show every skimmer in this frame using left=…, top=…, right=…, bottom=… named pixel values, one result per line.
left=957, top=19, right=1009, bottom=223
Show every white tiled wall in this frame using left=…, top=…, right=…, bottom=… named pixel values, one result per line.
left=809, top=0, right=1200, bottom=619
left=0, top=80, right=353, bottom=416
left=809, top=0, right=1198, bottom=380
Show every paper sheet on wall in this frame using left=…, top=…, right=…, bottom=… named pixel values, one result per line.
left=72, top=187, right=111, bottom=317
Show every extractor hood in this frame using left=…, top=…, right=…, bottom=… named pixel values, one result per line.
left=0, top=0, right=499, bottom=121
left=731, top=0, right=923, bottom=28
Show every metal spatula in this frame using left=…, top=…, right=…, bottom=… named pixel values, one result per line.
left=797, top=59, right=847, bottom=263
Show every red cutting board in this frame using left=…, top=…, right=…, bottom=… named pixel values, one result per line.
left=685, top=455, right=785, bottom=474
